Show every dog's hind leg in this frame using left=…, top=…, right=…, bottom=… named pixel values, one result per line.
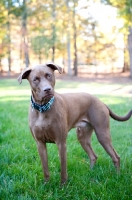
left=76, top=122, right=98, bottom=168
left=95, top=128, right=120, bottom=170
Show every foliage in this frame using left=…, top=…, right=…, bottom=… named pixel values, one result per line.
left=100, top=0, right=132, bottom=76
left=101, top=0, right=132, bottom=26
left=0, top=0, right=130, bottom=74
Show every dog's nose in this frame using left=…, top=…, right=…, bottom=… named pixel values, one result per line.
left=44, top=87, right=51, bottom=92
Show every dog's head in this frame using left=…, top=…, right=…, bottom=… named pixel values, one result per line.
left=18, top=62, right=62, bottom=103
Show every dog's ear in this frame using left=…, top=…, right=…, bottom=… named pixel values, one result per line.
left=46, top=62, right=62, bottom=74
left=17, top=67, right=32, bottom=84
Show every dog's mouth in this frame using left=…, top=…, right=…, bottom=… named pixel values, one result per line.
left=42, top=93, right=54, bottom=103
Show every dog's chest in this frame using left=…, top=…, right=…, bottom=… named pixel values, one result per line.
left=30, top=112, right=58, bottom=143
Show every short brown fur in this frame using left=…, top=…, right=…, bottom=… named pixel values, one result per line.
left=18, top=63, right=132, bottom=184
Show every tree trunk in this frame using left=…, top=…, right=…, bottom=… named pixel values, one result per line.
left=92, top=24, right=98, bottom=76
left=22, top=0, right=30, bottom=68
left=38, top=48, right=41, bottom=64
left=73, top=0, right=78, bottom=76
left=52, top=0, right=56, bottom=63
left=0, top=58, right=2, bottom=72
left=52, top=46, right=55, bottom=63
left=20, top=35, right=23, bottom=70
left=122, top=34, right=129, bottom=72
left=128, top=27, right=132, bottom=77
left=66, top=0, right=72, bottom=76
left=7, top=1, right=11, bottom=76
left=122, top=47, right=126, bottom=72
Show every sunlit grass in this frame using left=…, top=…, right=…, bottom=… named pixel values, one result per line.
left=0, top=78, right=132, bottom=200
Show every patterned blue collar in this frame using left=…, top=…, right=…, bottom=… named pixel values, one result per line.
left=31, top=96, right=55, bottom=113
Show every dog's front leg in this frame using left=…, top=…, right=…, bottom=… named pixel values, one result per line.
left=57, top=142, right=68, bottom=185
left=37, top=141, right=50, bottom=182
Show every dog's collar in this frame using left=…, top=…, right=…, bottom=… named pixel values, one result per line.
left=31, top=96, right=55, bottom=113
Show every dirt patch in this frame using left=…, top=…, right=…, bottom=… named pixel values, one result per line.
left=1, top=71, right=131, bottom=96
left=0, top=71, right=132, bottom=84
left=0, top=71, right=20, bottom=79
left=56, top=71, right=132, bottom=84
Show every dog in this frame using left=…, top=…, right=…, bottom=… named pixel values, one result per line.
left=18, top=62, right=132, bottom=184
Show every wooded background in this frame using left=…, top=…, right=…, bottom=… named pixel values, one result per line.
left=0, top=0, right=132, bottom=76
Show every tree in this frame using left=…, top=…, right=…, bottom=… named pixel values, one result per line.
left=0, top=0, right=124, bottom=76
left=66, top=0, right=72, bottom=75
left=0, top=0, right=12, bottom=75
left=21, top=0, right=30, bottom=67
left=101, top=0, right=132, bottom=77
left=7, top=0, right=11, bottom=75
left=128, top=27, right=132, bottom=77
left=0, top=0, right=31, bottom=72
left=52, top=0, right=56, bottom=62
left=0, top=3, right=7, bottom=72
left=73, top=0, right=78, bottom=76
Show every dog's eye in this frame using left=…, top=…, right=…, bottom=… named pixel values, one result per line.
left=46, top=73, right=51, bottom=79
left=33, top=77, right=39, bottom=82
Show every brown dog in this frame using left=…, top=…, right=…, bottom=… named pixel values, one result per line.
left=18, top=63, right=132, bottom=184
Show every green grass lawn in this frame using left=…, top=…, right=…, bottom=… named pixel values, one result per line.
left=0, top=78, right=132, bottom=200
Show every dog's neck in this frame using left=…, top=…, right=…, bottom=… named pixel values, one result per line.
left=31, top=96, right=55, bottom=113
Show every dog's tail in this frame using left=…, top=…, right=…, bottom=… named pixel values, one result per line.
left=107, top=107, right=132, bottom=121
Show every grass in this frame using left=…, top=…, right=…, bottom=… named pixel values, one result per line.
left=0, top=78, right=132, bottom=200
